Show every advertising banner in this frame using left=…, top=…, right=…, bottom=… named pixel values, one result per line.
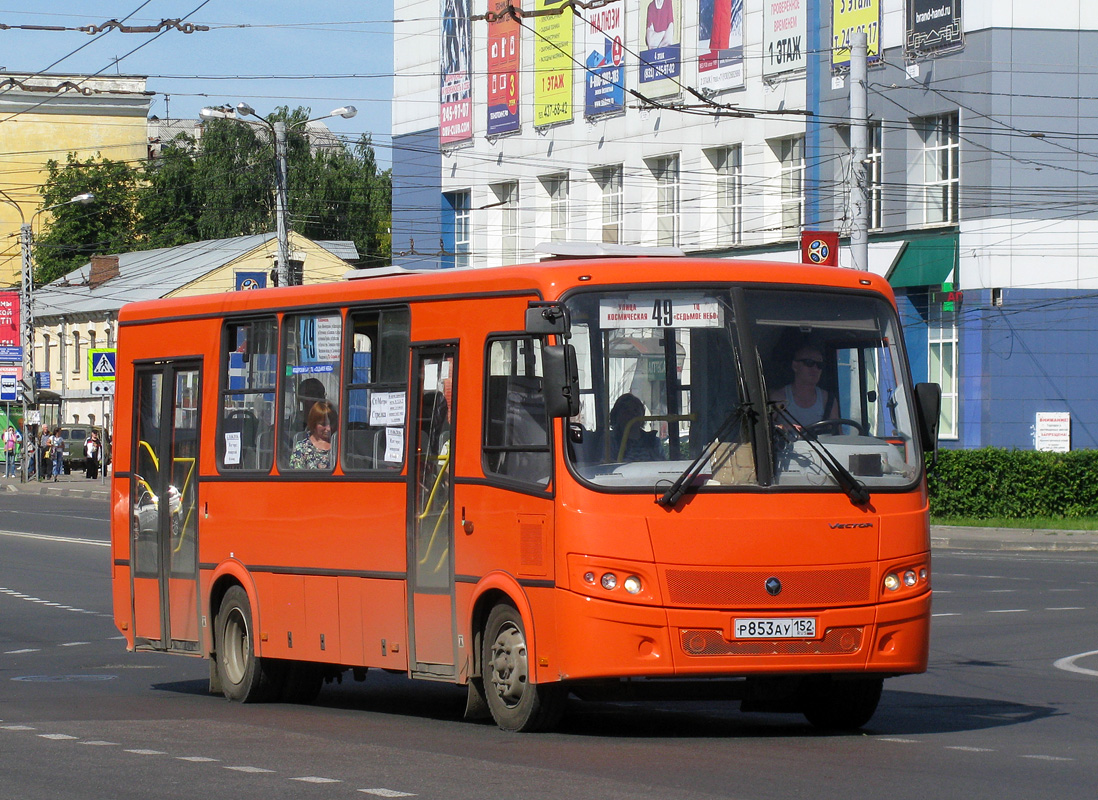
left=638, top=0, right=681, bottom=98
left=831, top=0, right=880, bottom=71
left=535, top=0, right=574, bottom=128
left=906, top=0, right=963, bottom=56
left=801, top=231, right=840, bottom=266
left=235, top=271, right=267, bottom=291
left=440, top=0, right=473, bottom=146
left=583, top=0, right=625, bottom=118
left=698, top=0, right=744, bottom=93
left=487, top=0, right=521, bottom=136
left=0, top=290, right=18, bottom=350
left=763, top=0, right=806, bottom=77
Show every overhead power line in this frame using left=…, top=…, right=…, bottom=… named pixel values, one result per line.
left=0, top=18, right=209, bottom=34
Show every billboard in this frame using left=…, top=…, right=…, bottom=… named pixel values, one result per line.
left=583, top=0, right=625, bottom=118
left=906, top=0, right=963, bottom=56
left=638, top=0, right=681, bottom=99
left=763, top=0, right=807, bottom=77
left=535, top=0, right=574, bottom=128
left=698, top=0, right=744, bottom=93
left=832, top=0, right=880, bottom=70
left=487, top=0, right=521, bottom=136
left=440, top=0, right=473, bottom=146
left=0, top=290, right=18, bottom=350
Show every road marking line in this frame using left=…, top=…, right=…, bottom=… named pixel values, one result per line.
left=59, top=642, right=90, bottom=647
left=4, top=648, right=40, bottom=654
left=178, top=756, right=219, bottom=762
left=1046, top=607, right=1084, bottom=611
left=1053, top=649, right=1098, bottom=678
left=987, top=609, right=1027, bottom=613
left=125, top=749, right=168, bottom=755
left=0, top=530, right=109, bottom=547
left=293, top=777, right=341, bottom=783
left=1022, top=755, right=1072, bottom=762
left=225, top=766, right=274, bottom=773
left=358, top=791, right=416, bottom=798
left=1, top=725, right=36, bottom=730
left=38, top=734, right=78, bottom=740
left=81, top=741, right=119, bottom=746
left=877, top=738, right=919, bottom=743
left=946, top=746, right=994, bottom=752
left=932, top=613, right=960, bottom=617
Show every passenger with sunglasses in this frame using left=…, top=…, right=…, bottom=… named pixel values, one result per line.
left=769, top=344, right=838, bottom=429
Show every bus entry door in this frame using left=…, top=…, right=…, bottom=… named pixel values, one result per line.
left=407, top=347, right=456, bottom=676
left=130, top=362, right=202, bottom=653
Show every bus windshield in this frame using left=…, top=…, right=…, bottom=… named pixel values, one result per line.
left=564, top=286, right=921, bottom=492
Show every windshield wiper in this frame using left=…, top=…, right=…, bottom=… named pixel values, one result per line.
left=657, top=403, right=752, bottom=508
left=771, top=404, right=871, bottom=506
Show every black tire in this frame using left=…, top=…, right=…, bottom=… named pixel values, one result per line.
left=802, top=676, right=883, bottom=731
left=216, top=586, right=283, bottom=703
left=482, top=603, right=565, bottom=732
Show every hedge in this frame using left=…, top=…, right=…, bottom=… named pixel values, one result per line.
left=928, top=448, right=1098, bottom=519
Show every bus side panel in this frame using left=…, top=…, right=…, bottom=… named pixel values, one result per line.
left=338, top=576, right=409, bottom=671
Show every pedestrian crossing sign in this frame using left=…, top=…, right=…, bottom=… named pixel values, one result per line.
left=88, top=348, right=117, bottom=381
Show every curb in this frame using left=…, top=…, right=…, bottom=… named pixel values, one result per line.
left=1, top=479, right=110, bottom=501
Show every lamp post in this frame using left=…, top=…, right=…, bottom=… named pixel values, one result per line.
left=0, top=190, right=94, bottom=481
left=199, top=103, right=357, bottom=287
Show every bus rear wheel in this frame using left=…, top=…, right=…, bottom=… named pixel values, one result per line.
left=801, top=676, right=883, bottom=731
left=482, top=603, right=565, bottom=732
left=217, top=586, right=282, bottom=703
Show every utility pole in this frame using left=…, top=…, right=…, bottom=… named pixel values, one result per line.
left=273, top=120, right=291, bottom=287
left=19, top=222, right=33, bottom=482
left=850, top=30, right=869, bottom=271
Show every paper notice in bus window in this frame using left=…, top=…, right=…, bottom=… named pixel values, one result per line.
left=599, top=296, right=723, bottom=329
left=224, top=431, right=241, bottom=465
left=369, top=391, right=406, bottom=426
left=384, top=426, right=404, bottom=462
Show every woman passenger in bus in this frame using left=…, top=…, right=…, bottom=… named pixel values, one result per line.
left=289, top=400, right=337, bottom=470
left=769, top=342, right=839, bottom=429
left=609, top=393, right=664, bottom=462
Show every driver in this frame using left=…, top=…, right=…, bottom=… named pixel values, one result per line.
left=769, top=343, right=838, bottom=429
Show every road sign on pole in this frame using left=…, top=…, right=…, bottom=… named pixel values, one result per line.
left=88, top=348, right=117, bottom=381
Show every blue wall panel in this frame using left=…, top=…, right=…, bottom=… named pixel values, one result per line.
left=391, top=129, right=443, bottom=270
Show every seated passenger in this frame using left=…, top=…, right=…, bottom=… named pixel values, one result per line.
left=609, top=393, right=663, bottom=461
left=769, top=343, right=839, bottom=429
left=289, top=400, right=336, bottom=470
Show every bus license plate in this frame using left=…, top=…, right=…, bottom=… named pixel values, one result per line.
left=734, top=617, right=816, bottom=639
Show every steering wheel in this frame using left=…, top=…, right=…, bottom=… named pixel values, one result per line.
left=804, top=417, right=867, bottom=437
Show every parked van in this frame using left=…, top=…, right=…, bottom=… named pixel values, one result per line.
left=58, top=425, right=109, bottom=474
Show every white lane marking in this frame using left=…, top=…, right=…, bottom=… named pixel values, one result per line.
left=1022, top=755, right=1073, bottom=762
left=1053, top=649, right=1098, bottom=678
left=0, top=530, right=109, bottom=547
left=225, top=766, right=275, bottom=774
left=38, top=734, right=78, bottom=740
left=358, top=791, right=417, bottom=798
left=932, top=613, right=961, bottom=618
left=1, top=725, right=36, bottom=731
left=59, top=642, right=90, bottom=647
left=293, top=777, right=341, bottom=784
left=878, top=738, right=919, bottom=743
left=946, top=746, right=994, bottom=752
left=177, top=756, right=219, bottom=762
left=125, top=749, right=168, bottom=755
left=81, top=741, right=119, bottom=746
left=1045, top=607, right=1084, bottom=611
left=987, top=609, right=1027, bottom=613
left=5, top=649, right=40, bottom=654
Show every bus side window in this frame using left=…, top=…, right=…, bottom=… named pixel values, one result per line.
left=343, top=307, right=411, bottom=472
left=279, top=312, right=342, bottom=473
left=219, top=318, right=278, bottom=471
left=483, top=337, right=551, bottom=487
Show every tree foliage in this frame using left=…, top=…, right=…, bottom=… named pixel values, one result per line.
left=36, top=106, right=391, bottom=281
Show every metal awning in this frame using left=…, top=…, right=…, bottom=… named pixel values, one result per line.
left=886, top=233, right=958, bottom=288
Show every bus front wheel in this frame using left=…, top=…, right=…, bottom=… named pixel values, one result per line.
left=482, top=603, right=565, bottom=732
left=217, top=586, right=282, bottom=703
left=801, top=676, right=883, bottom=731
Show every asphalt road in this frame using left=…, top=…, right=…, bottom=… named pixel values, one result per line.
left=2, top=491, right=1097, bottom=799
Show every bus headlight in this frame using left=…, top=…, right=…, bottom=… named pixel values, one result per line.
left=623, top=575, right=643, bottom=595
left=903, top=570, right=918, bottom=587
left=884, top=573, right=901, bottom=592
left=601, top=573, right=618, bottom=590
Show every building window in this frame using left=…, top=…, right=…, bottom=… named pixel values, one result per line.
left=868, top=122, right=883, bottom=231
left=594, top=165, right=623, bottom=244
left=541, top=174, right=569, bottom=242
left=72, top=331, right=81, bottom=374
left=777, top=136, right=805, bottom=237
left=918, top=112, right=959, bottom=225
left=710, top=146, right=742, bottom=245
left=443, top=190, right=471, bottom=269
left=928, top=304, right=958, bottom=439
left=42, top=333, right=51, bottom=373
left=493, top=181, right=519, bottom=264
left=650, top=155, right=679, bottom=246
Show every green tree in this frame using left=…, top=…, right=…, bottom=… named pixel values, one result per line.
left=135, top=134, right=200, bottom=249
left=35, top=153, right=140, bottom=284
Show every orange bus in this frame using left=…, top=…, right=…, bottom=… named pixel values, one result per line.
left=110, top=255, right=940, bottom=732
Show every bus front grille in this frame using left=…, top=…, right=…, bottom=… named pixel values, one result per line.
left=664, top=567, right=872, bottom=607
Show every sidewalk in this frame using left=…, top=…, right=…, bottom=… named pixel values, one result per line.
left=0, top=472, right=110, bottom=501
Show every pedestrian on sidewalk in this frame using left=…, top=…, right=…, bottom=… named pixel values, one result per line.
left=84, top=431, right=101, bottom=479
left=49, top=427, right=64, bottom=481
left=25, top=431, right=37, bottom=479
left=3, top=425, right=17, bottom=478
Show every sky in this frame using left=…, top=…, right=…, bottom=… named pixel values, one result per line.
left=0, top=1, right=395, bottom=165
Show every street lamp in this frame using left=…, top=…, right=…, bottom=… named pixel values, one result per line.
left=0, top=190, right=94, bottom=481
left=199, top=103, right=358, bottom=288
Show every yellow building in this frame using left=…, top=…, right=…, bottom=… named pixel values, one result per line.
left=33, top=231, right=359, bottom=430
left=0, top=72, right=151, bottom=287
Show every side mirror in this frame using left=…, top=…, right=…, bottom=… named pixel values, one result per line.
left=913, top=382, right=941, bottom=457
left=543, top=343, right=580, bottom=418
left=525, top=302, right=570, bottom=336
